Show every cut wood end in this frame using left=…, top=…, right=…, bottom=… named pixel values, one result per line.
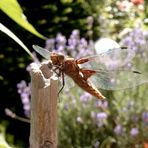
left=40, top=60, right=53, bottom=79
left=30, top=62, right=58, bottom=89
left=30, top=63, right=40, bottom=72
left=51, top=74, right=59, bottom=81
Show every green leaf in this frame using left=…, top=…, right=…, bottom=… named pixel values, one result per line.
left=0, top=134, right=12, bottom=148
left=0, top=0, right=46, bottom=39
left=0, top=23, right=34, bottom=59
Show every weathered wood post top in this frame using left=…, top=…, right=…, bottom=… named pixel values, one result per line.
left=29, top=61, right=58, bottom=148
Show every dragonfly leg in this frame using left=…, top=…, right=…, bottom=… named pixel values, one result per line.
left=53, top=66, right=62, bottom=77
left=58, top=72, right=65, bottom=95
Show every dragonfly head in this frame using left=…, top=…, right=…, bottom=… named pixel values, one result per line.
left=51, top=52, right=65, bottom=65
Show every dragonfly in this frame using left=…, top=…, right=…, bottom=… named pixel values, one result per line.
left=33, top=45, right=147, bottom=100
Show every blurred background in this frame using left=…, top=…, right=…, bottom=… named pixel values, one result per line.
left=0, top=0, right=148, bottom=147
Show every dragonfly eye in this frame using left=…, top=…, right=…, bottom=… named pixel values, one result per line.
left=51, top=53, right=65, bottom=65
left=57, top=54, right=65, bottom=61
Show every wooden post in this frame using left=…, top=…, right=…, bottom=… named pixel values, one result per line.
left=29, top=61, right=58, bottom=148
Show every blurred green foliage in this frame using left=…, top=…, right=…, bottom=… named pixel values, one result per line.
left=0, top=0, right=46, bottom=39
left=0, top=0, right=147, bottom=147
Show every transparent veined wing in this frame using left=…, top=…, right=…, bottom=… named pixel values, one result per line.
left=79, top=47, right=148, bottom=90
left=88, top=69, right=147, bottom=90
left=79, top=47, right=136, bottom=71
left=33, top=45, right=51, bottom=60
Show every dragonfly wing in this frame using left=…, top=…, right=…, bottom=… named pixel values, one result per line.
left=58, top=74, right=75, bottom=92
left=33, top=45, right=51, bottom=60
left=79, top=47, right=147, bottom=90
left=88, top=69, right=148, bottom=90
left=79, top=47, right=135, bottom=71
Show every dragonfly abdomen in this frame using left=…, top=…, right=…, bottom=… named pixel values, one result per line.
left=70, top=74, right=106, bottom=100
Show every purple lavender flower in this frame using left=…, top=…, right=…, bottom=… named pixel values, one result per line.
left=80, top=92, right=92, bottom=107
left=56, top=33, right=66, bottom=52
left=45, top=38, right=55, bottom=51
left=96, top=112, right=108, bottom=127
left=67, top=30, right=80, bottom=52
left=114, top=124, right=123, bottom=135
left=94, top=100, right=108, bottom=109
left=17, top=80, right=30, bottom=117
left=71, top=29, right=80, bottom=38
left=142, top=112, right=148, bottom=126
left=91, top=111, right=108, bottom=127
left=93, top=140, right=100, bottom=148
left=45, top=29, right=95, bottom=59
left=96, top=112, right=108, bottom=119
left=120, top=27, right=148, bottom=59
left=56, top=33, right=66, bottom=45
left=130, top=127, right=139, bottom=136
left=63, top=103, right=69, bottom=110
left=80, top=38, right=88, bottom=48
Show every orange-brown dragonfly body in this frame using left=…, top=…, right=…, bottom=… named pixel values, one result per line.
left=33, top=45, right=147, bottom=100
left=51, top=52, right=106, bottom=99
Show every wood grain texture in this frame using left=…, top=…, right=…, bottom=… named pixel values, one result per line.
left=29, top=62, right=58, bottom=148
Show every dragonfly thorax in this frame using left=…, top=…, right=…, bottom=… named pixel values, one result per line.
left=63, top=58, right=79, bottom=75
